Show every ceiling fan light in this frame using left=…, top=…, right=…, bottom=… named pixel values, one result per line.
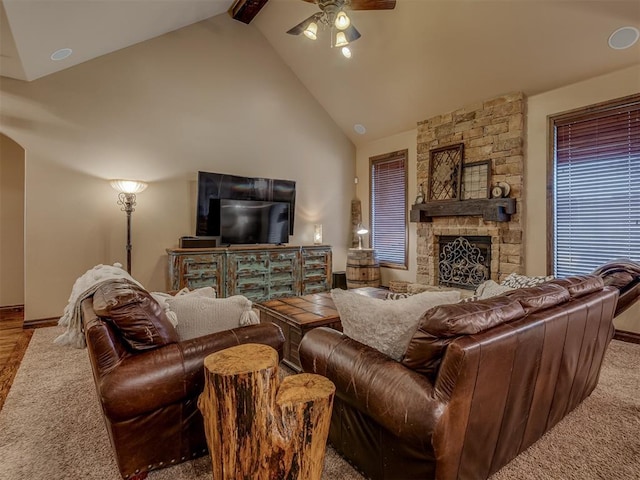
left=335, top=11, right=351, bottom=30
left=303, top=22, right=318, bottom=40
left=342, top=46, right=352, bottom=58
left=335, top=31, right=349, bottom=47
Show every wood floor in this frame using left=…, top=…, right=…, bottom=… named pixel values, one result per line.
left=0, top=306, right=25, bottom=364
left=0, top=306, right=31, bottom=411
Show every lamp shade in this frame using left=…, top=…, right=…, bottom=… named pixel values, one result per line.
left=110, top=179, right=148, bottom=194
left=314, top=224, right=323, bottom=245
left=357, top=224, right=368, bottom=235
left=335, top=11, right=350, bottom=30
left=303, top=22, right=318, bottom=40
left=335, top=31, right=349, bottom=47
left=342, top=46, right=352, bottom=58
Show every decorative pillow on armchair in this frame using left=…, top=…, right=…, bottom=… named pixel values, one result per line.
left=93, top=281, right=179, bottom=351
left=166, top=294, right=259, bottom=341
left=331, top=288, right=461, bottom=361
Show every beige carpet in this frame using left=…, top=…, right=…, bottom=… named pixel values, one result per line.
left=0, top=326, right=638, bottom=480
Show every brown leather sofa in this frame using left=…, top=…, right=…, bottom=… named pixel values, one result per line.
left=299, top=275, right=619, bottom=480
left=81, top=280, right=285, bottom=479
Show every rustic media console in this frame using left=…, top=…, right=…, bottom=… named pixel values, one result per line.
left=167, top=245, right=332, bottom=303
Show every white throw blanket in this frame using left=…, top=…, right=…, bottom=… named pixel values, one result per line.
left=54, top=264, right=143, bottom=348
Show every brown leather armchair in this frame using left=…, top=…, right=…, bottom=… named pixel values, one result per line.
left=300, top=275, right=618, bottom=480
left=592, top=259, right=640, bottom=316
left=81, top=280, right=285, bottom=479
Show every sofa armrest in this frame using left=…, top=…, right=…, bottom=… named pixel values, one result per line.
left=592, top=259, right=640, bottom=316
left=299, top=327, right=445, bottom=442
left=98, top=323, right=284, bottom=421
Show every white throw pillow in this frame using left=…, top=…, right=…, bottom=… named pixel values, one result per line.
left=166, top=294, right=259, bottom=341
left=500, top=272, right=554, bottom=289
left=475, top=280, right=514, bottom=299
left=150, top=292, right=179, bottom=328
left=150, top=287, right=217, bottom=328
left=331, top=288, right=461, bottom=361
left=174, top=286, right=217, bottom=298
left=385, top=292, right=415, bottom=300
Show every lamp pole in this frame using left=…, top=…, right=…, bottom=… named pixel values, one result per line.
left=111, top=180, right=147, bottom=275
left=116, top=192, right=136, bottom=274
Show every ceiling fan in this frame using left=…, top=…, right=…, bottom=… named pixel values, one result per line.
left=286, top=0, right=396, bottom=58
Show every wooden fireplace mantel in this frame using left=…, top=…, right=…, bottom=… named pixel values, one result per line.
left=409, top=198, right=516, bottom=223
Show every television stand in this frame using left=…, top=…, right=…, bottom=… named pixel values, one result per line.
left=167, top=244, right=332, bottom=303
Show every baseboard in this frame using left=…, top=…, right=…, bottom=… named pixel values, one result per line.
left=23, top=317, right=58, bottom=329
left=0, top=304, right=24, bottom=313
left=613, top=329, right=640, bottom=344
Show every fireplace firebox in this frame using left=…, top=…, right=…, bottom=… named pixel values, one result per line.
left=438, top=236, right=491, bottom=289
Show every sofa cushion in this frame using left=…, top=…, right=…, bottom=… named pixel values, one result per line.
left=550, top=275, right=604, bottom=298
left=166, top=294, right=259, bottom=341
left=92, top=281, right=179, bottom=351
left=505, top=282, right=571, bottom=314
left=402, top=296, right=526, bottom=379
left=331, top=288, right=461, bottom=361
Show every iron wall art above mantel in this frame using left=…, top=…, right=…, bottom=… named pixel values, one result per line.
left=427, top=143, right=464, bottom=202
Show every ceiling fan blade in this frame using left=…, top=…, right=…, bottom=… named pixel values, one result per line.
left=344, top=24, right=361, bottom=43
left=286, top=12, right=322, bottom=35
left=350, top=0, right=396, bottom=10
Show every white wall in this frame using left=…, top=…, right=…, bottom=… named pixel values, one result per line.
left=355, top=129, right=418, bottom=285
left=0, top=15, right=355, bottom=320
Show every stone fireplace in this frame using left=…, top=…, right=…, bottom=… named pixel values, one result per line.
left=414, top=92, right=525, bottom=286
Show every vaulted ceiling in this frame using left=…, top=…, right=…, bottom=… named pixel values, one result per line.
left=1, top=0, right=639, bottom=144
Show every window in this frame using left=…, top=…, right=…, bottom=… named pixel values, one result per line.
left=370, top=150, right=408, bottom=269
left=550, top=95, right=640, bottom=277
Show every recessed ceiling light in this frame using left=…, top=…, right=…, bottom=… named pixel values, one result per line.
left=608, top=26, right=640, bottom=50
left=51, top=48, right=73, bottom=61
left=354, top=124, right=366, bottom=135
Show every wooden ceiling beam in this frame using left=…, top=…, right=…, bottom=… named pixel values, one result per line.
left=228, top=0, right=270, bottom=24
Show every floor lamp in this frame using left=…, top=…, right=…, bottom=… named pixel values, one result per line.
left=110, top=179, right=148, bottom=274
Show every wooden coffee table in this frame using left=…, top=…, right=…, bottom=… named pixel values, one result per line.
left=255, top=288, right=387, bottom=372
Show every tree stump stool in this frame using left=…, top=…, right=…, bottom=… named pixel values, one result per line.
left=197, top=343, right=335, bottom=480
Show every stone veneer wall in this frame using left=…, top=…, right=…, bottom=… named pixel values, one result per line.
left=416, top=92, right=525, bottom=285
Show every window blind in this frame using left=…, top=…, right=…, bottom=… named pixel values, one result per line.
left=370, top=152, right=407, bottom=268
left=554, top=101, right=640, bottom=277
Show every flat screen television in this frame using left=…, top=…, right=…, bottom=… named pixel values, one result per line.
left=220, top=199, right=290, bottom=245
left=196, top=171, right=296, bottom=237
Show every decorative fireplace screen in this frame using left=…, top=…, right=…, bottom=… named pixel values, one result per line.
left=438, top=236, right=491, bottom=289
